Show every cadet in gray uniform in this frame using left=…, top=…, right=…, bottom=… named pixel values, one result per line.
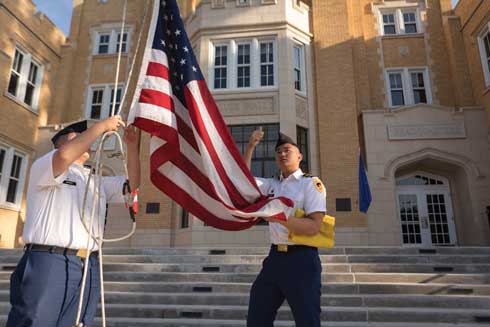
left=7, top=116, right=141, bottom=327
left=244, top=129, right=326, bottom=327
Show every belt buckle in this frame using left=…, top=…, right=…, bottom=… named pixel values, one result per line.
left=76, top=249, right=88, bottom=258
left=277, top=244, right=288, bottom=252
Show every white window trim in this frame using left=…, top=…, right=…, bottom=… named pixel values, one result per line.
left=385, top=67, right=432, bottom=108
left=93, top=28, right=131, bottom=55
left=293, top=42, right=306, bottom=95
left=85, top=84, right=124, bottom=120
left=210, top=38, right=278, bottom=92
left=7, top=47, right=44, bottom=112
left=377, top=6, right=423, bottom=36
left=477, top=23, right=490, bottom=87
left=0, top=144, right=28, bottom=209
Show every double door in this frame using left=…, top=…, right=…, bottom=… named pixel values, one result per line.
left=397, top=188, right=456, bottom=246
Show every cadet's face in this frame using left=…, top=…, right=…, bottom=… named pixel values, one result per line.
left=275, top=144, right=302, bottom=172
left=61, top=132, right=90, bottom=163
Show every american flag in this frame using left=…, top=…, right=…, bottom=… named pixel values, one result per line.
left=128, top=0, right=293, bottom=230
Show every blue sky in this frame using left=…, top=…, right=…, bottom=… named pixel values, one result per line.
left=32, top=0, right=72, bottom=35
left=33, top=0, right=461, bottom=36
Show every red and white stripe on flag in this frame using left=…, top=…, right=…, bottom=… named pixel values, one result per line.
left=127, top=0, right=293, bottom=231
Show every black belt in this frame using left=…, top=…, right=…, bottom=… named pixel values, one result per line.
left=24, top=243, right=98, bottom=258
left=271, top=244, right=317, bottom=253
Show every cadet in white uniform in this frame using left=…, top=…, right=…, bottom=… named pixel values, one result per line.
left=244, top=130, right=326, bottom=327
left=7, top=116, right=141, bottom=327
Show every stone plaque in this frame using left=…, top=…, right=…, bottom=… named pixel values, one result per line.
left=387, top=122, right=466, bottom=140
left=217, top=97, right=275, bottom=117
left=295, top=97, right=307, bottom=121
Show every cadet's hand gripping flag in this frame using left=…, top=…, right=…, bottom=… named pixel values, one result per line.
left=128, top=0, right=293, bottom=230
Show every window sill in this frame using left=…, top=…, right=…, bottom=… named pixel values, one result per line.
left=0, top=203, right=22, bottom=212
left=211, top=86, right=279, bottom=95
left=295, top=90, right=307, bottom=98
left=92, top=53, right=128, bottom=58
left=381, top=33, right=424, bottom=39
left=3, top=92, right=39, bottom=116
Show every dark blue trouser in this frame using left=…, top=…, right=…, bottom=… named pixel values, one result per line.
left=7, top=249, right=101, bottom=327
left=247, top=245, right=322, bottom=327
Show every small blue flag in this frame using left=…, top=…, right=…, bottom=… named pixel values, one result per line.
left=359, top=153, right=372, bottom=213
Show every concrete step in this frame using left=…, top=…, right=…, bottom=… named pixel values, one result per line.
left=2, top=246, right=490, bottom=258
left=0, top=315, right=488, bottom=327
left=1, top=302, right=488, bottom=323
left=97, top=246, right=490, bottom=256
left=3, top=291, right=487, bottom=309
left=3, top=270, right=486, bottom=284
left=2, top=280, right=489, bottom=296
left=3, top=261, right=487, bottom=274
left=99, top=263, right=490, bottom=274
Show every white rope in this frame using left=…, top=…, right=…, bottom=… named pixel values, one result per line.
left=110, top=0, right=128, bottom=118
left=73, top=0, right=151, bottom=325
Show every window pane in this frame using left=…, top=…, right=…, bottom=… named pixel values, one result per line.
left=98, top=34, right=110, bottom=54
left=116, top=33, right=128, bottom=53
left=296, top=126, right=309, bottom=172
left=110, top=88, right=122, bottom=115
left=405, top=23, right=417, bottom=33
left=214, top=45, right=227, bottom=89
left=6, top=154, right=22, bottom=204
left=8, top=73, right=19, bottom=96
left=389, top=73, right=403, bottom=89
left=90, top=89, right=104, bottom=119
left=484, top=33, right=490, bottom=58
left=383, top=14, right=394, bottom=23
left=13, top=50, right=23, bottom=73
left=0, top=149, right=5, bottom=181
left=237, top=44, right=251, bottom=88
left=11, top=155, right=22, bottom=179
left=6, top=180, right=18, bottom=203
left=413, top=90, right=427, bottom=104
left=228, top=124, right=279, bottom=178
left=28, top=63, right=38, bottom=84
left=384, top=25, right=396, bottom=35
left=391, top=90, right=405, bottom=106
left=260, top=42, right=274, bottom=86
left=24, top=84, right=34, bottom=106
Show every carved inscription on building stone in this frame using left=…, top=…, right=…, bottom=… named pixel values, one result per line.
left=217, top=97, right=275, bottom=117
left=387, top=122, right=466, bottom=140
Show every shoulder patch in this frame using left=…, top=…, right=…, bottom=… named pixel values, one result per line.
left=312, top=177, right=325, bottom=193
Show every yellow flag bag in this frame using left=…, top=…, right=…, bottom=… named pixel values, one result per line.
left=288, top=208, right=335, bottom=248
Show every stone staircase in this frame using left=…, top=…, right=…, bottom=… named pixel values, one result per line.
left=0, top=247, right=489, bottom=326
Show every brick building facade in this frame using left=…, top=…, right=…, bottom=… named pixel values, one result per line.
left=1, top=0, right=489, bottom=248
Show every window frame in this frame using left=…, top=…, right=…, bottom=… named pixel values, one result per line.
left=93, top=29, right=131, bottom=55
left=0, top=144, right=28, bottom=209
left=7, top=47, right=44, bottom=112
left=236, top=42, right=252, bottom=89
left=293, top=43, right=306, bottom=93
left=385, top=67, right=432, bottom=108
left=378, top=7, right=422, bottom=36
left=210, top=38, right=277, bottom=91
left=213, top=43, right=229, bottom=90
left=477, top=23, right=490, bottom=87
left=86, top=84, right=124, bottom=120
